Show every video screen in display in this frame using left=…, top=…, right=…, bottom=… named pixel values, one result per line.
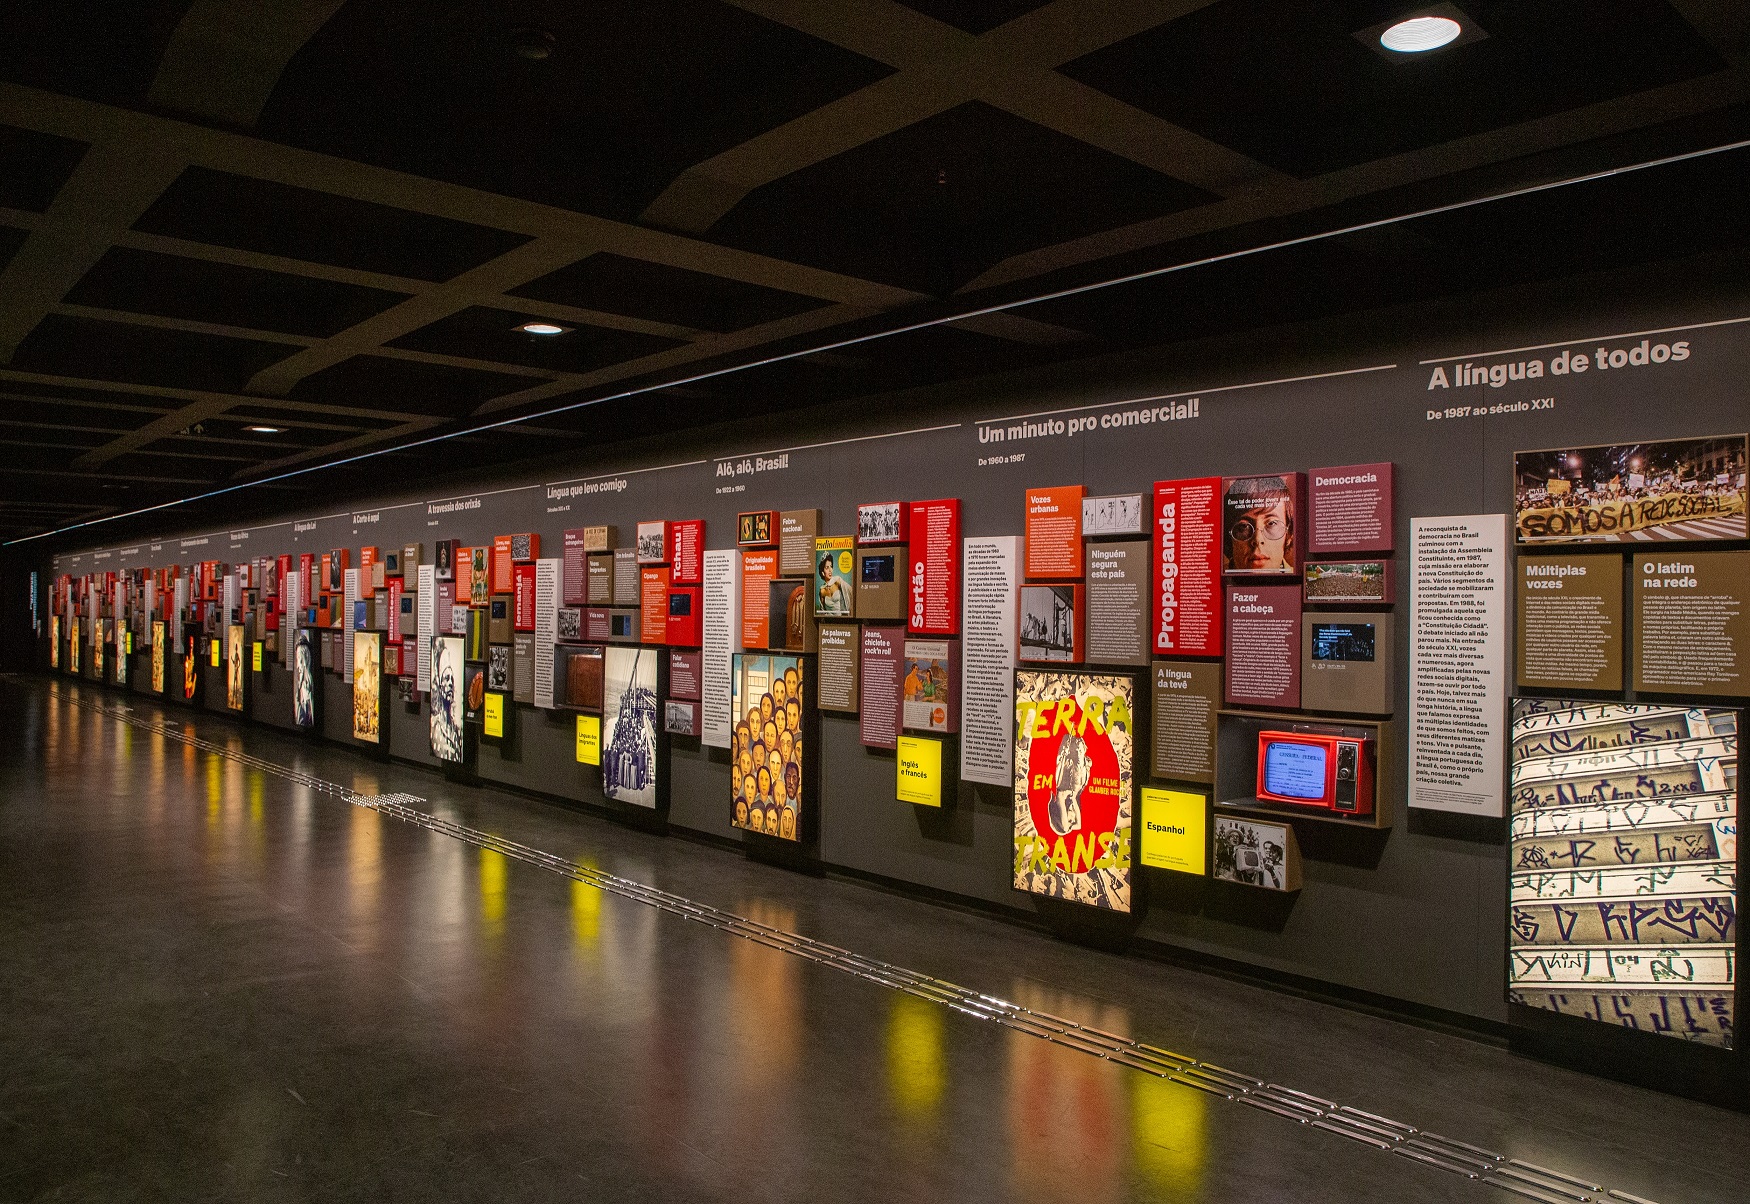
left=1311, top=622, right=1375, bottom=662
left=1263, top=741, right=1328, bottom=800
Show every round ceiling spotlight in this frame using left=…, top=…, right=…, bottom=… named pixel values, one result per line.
left=509, top=27, right=556, bottom=60
left=1379, top=15, right=1462, bottom=52
left=518, top=322, right=568, bottom=336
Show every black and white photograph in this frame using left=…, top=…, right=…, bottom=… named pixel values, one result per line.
left=635, top=521, right=668, bottom=563
left=1019, top=584, right=1077, bottom=661
left=1213, top=816, right=1292, bottom=890
left=488, top=644, right=511, bottom=691
left=664, top=700, right=698, bottom=737
left=557, top=606, right=582, bottom=640
left=857, top=501, right=904, bottom=544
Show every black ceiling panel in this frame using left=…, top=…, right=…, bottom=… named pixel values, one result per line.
left=10, top=314, right=294, bottom=393
left=132, top=167, right=530, bottom=282
left=1059, top=0, right=1726, bottom=178
left=387, top=305, right=684, bottom=373
left=64, top=247, right=413, bottom=338
left=0, top=225, right=29, bottom=275
left=256, top=0, right=895, bottom=220
left=0, top=2, right=191, bottom=107
left=287, top=354, right=538, bottom=416
left=509, top=253, right=829, bottom=333
left=707, top=101, right=1217, bottom=295
left=892, top=1, right=1052, bottom=35
left=0, top=124, right=89, bottom=211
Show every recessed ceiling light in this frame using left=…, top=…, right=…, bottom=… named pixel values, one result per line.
left=519, top=323, right=568, bottom=336
left=1380, top=15, right=1462, bottom=52
left=244, top=425, right=282, bottom=434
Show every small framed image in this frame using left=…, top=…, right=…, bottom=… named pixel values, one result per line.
left=857, top=501, right=907, bottom=545
left=738, top=510, right=776, bottom=547
left=1081, top=492, right=1146, bottom=538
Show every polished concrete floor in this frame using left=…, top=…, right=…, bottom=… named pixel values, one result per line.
left=2, top=679, right=1742, bottom=1203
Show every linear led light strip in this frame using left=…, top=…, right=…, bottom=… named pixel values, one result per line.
left=48, top=683, right=1656, bottom=1204
left=14, top=132, right=1750, bottom=550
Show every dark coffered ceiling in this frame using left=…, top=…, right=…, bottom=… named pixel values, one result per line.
left=2, top=0, right=1749, bottom=547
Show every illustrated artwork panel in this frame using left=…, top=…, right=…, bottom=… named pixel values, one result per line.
left=731, top=653, right=806, bottom=841
left=429, top=635, right=467, bottom=764
left=352, top=631, right=382, bottom=744
left=1012, top=670, right=1135, bottom=912
left=1509, top=700, right=1738, bottom=1048
left=602, top=645, right=660, bottom=808
left=293, top=628, right=317, bottom=728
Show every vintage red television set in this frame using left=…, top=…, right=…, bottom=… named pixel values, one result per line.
left=1255, top=730, right=1374, bottom=815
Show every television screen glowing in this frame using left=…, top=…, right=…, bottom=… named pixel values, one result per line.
left=1263, top=741, right=1327, bottom=800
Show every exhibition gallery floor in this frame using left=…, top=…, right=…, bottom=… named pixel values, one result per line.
left=2, top=680, right=1740, bottom=1204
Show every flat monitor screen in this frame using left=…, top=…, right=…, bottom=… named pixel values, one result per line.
left=862, top=554, right=895, bottom=583
left=669, top=593, right=692, bottom=617
left=1263, top=741, right=1328, bottom=800
left=1311, top=622, right=1375, bottom=662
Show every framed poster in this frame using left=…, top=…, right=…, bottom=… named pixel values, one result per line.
left=814, top=536, right=854, bottom=619
left=225, top=623, right=247, bottom=712
left=352, top=630, right=383, bottom=744
left=49, top=614, right=60, bottom=670
left=1514, top=435, right=1747, bottom=544
left=151, top=620, right=167, bottom=693
left=1212, top=815, right=1300, bottom=890
left=293, top=628, right=317, bottom=728
left=1222, top=474, right=1304, bottom=575
left=1508, top=700, right=1737, bottom=1048
left=857, top=501, right=906, bottom=545
left=429, top=634, right=467, bottom=763
left=602, top=645, right=662, bottom=808
left=730, top=653, right=808, bottom=841
left=1013, top=670, right=1135, bottom=912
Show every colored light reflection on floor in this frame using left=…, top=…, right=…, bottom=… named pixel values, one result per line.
left=886, top=993, right=946, bottom=1122
left=1130, top=1071, right=1205, bottom=1196
left=480, top=847, right=507, bottom=930
left=571, top=877, right=600, bottom=949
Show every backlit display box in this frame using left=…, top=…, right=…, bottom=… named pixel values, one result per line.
left=666, top=586, right=702, bottom=647
left=1254, top=730, right=1374, bottom=815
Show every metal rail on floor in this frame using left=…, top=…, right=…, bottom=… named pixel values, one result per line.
left=51, top=686, right=1662, bottom=1204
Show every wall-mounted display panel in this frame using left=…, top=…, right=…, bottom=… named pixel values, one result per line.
left=1082, top=493, right=1146, bottom=539
left=1509, top=700, right=1737, bottom=1048
left=1222, top=474, right=1305, bottom=576
left=671, top=519, right=704, bottom=585
left=352, top=630, right=382, bottom=744
left=1019, top=584, right=1082, bottom=663
left=854, top=548, right=903, bottom=620
left=1516, top=554, right=1623, bottom=692
left=602, top=645, right=662, bottom=808
left=1213, top=815, right=1301, bottom=891
left=738, top=510, right=776, bottom=547
left=817, top=621, right=859, bottom=713
left=902, top=638, right=957, bottom=733
left=636, top=520, right=671, bottom=564
left=1632, top=550, right=1749, bottom=697
left=226, top=624, right=247, bottom=712
left=1225, top=584, right=1301, bottom=709
left=150, top=620, right=166, bottom=692
left=1151, top=660, right=1220, bottom=785
left=731, top=653, right=810, bottom=841
left=857, top=501, right=906, bottom=545
left=907, top=499, right=960, bottom=636
left=1085, top=540, right=1149, bottom=666
left=897, top=734, right=947, bottom=807
left=429, top=634, right=467, bottom=764
left=1153, top=477, right=1222, bottom=657
left=1139, top=787, right=1206, bottom=875
left=767, top=578, right=814, bottom=653
left=1305, top=560, right=1394, bottom=605
left=1024, top=485, right=1084, bottom=578
left=555, top=644, right=605, bottom=712
left=1514, top=435, right=1747, bottom=544
left=1013, top=670, right=1135, bottom=912
left=1302, top=611, right=1395, bottom=715
left=814, top=536, right=854, bottom=619
left=1307, top=463, right=1395, bottom=555
left=779, top=509, right=822, bottom=577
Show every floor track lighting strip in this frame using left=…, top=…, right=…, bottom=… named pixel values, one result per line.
left=53, top=686, right=1657, bottom=1204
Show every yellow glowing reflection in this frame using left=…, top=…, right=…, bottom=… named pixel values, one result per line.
left=348, top=805, right=382, bottom=923
left=886, top=993, right=946, bottom=1122
left=206, top=753, right=222, bottom=827
left=1131, top=1073, right=1205, bottom=1195
left=480, top=847, right=507, bottom=930
left=571, top=877, right=600, bottom=949
left=248, top=772, right=264, bottom=825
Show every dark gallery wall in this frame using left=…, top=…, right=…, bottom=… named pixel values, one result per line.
left=42, top=245, right=1750, bottom=1038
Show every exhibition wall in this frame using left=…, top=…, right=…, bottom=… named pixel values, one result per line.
left=41, top=252, right=1748, bottom=1096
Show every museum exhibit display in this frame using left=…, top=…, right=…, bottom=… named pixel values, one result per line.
left=586, top=552, right=615, bottom=605
left=639, top=567, right=670, bottom=644
left=907, top=499, right=961, bottom=636
left=1514, top=436, right=1747, bottom=544
left=1019, top=583, right=1083, bottom=663
left=352, top=631, right=383, bottom=744
left=482, top=691, right=508, bottom=740
left=778, top=509, right=822, bottom=577
left=1509, top=700, right=1737, bottom=1048
left=665, top=585, right=702, bottom=647
left=664, top=699, right=699, bottom=737
left=1222, top=474, right=1305, bottom=575
left=1213, top=815, right=1302, bottom=891
left=1012, top=670, right=1135, bottom=912
left=557, top=606, right=582, bottom=641
left=1631, top=550, right=1749, bottom=697
left=857, top=502, right=906, bottom=545
left=1150, top=661, right=1220, bottom=785
left=487, top=644, right=511, bottom=693
left=1138, top=787, right=1207, bottom=876
left=1082, top=493, right=1147, bottom=539
left=1515, top=553, right=1624, bottom=692
left=509, top=532, right=539, bottom=564
left=853, top=548, right=904, bottom=621
left=488, top=596, right=512, bottom=645
left=670, top=519, right=705, bottom=585
left=813, top=536, right=854, bottom=619
left=612, top=550, right=640, bottom=606
left=767, top=578, right=815, bottom=654
left=1085, top=540, right=1150, bottom=666
left=859, top=625, right=903, bottom=750
left=464, top=661, right=487, bottom=725
left=737, top=510, right=775, bottom=547
left=513, top=564, right=536, bottom=631
left=1225, top=583, right=1302, bottom=709
left=582, top=525, right=616, bottom=553
left=1153, top=477, right=1223, bottom=657
left=897, top=734, right=949, bottom=808
left=429, top=635, right=467, bottom=764
left=554, top=644, right=605, bottom=712
left=1301, top=612, right=1396, bottom=715
left=1214, top=711, right=1392, bottom=827
left=469, top=547, right=490, bottom=607
left=150, top=620, right=166, bottom=693
left=816, top=622, right=859, bottom=714
left=635, top=521, right=670, bottom=564
left=1307, top=464, right=1396, bottom=555
left=294, top=630, right=318, bottom=724
left=1024, top=485, right=1085, bottom=578
left=601, top=645, right=662, bottom=809
left=1304, top=560, right=1394, bottom=604
left=225, top=624, right=247, bottom=712
left=901, top=638, right=957, bottom=733
left=730, top=653, right=812, bottom=842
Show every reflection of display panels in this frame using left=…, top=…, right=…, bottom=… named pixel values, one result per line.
left=1514, top=435, right=1748, bottom=544
left=1013, top=670, right=1135, bottom=912
left=602, top=645, right=664, bottom=808
left=429, top=635, right=468, bottom=764
left=1019, top=584, right=1082, bottom=663
left=730, top=653, right=815, bottom=842
left=1508, top=700, right=1738, bottom=1049
left=1213, top=815, right=1301, bottom=891
left=1221, top=473, right=1305, bottom=575
left=352, top=630, right=383, bottom=744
